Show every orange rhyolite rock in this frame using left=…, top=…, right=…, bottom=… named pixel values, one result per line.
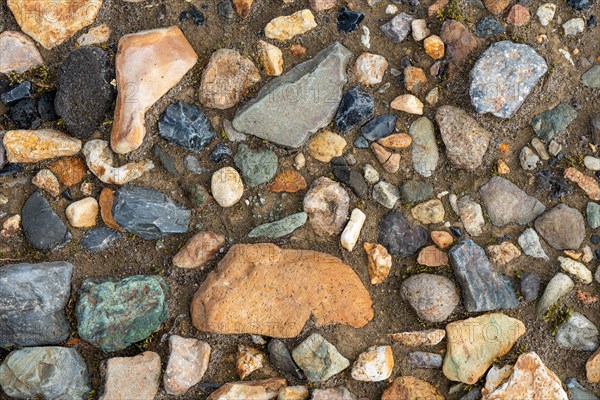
left=191, top=243, right=374, bottom=338
left=110, top=27, right=197, bottom=154
left=268, top=169, right=308, bottom=193
left=99, top=188, right=123, bottom=231
left=3, top=130, right=81, bottom=163
left=49, top=157, right=87, bottom=187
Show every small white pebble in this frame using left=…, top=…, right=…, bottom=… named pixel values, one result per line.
left=584, top=156, right=600, bottom=171
left=341, top=208, right=366, bottom=252
left=363, top=164, right=380, bottom=184
left=294, top=153, right=305, bottom=170
left=449, top=194, right=459, bottom=214
left=385, top=4, right=398, bottom=14
left=361, top=26, right=371, bottom=49
left=563, top=17, right=585, bottom=35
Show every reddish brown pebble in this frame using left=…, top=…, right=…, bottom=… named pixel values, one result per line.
left=48, top=156, right=87, bottom=187
left=173, top=231, right=225, bottom=269
left=290, top=44, right=307, bottom=56
left=99, top=188, right=123, bottom=231
left=507, top=4, right=530, bottom=26
left=268, top=169, right=308, bottom=193
left=417, top=245, right=449, bottom=266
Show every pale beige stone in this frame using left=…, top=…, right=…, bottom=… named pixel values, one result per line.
left=211, top=167, right=244, bottom=208
left=389, top=329, right=446, bottom=346
left=77, top=24, right=111, bottom=46
left=391, top=94, right=424, bottom=115
left=32, top=169, right=61, bottom=197
left=83, top=140, right=154, bottom=185
left=487, top=241, right=521, bottom=265
left=1, top=215, right=21, bottom=237
left=236, top=344, right=265, bottom=379
left=586, top=348, right=600, bottom=383
left=164, top=336, right=211, bottom=396
left=411, top=199, right=445, bottom=224
left=3, top=130, right=81, bottom=163
left=351, top=346, right=394, bottom=382
left=66, top=197, right=98, bottom=228
left=364, top=242, right=392, bottom=285
left=278, top=386, right=309, bottom=400
left=258, top=40, right=284, bottom=76
left=265, top=9, right=317, bottom=41
left=0, top=31, right=43, bottom=74
left=308, top=130, right=346, bottom=162
left=102, top=352, right=161, bottom=400
left=354, top=52, right=388, bottom=86
left=207, top=378, right=286, bottom=400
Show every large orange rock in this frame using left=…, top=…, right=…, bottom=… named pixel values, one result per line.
left=3, top=130, right=81, bottom=163
left=110, top=27, right=197, bottom=154
left=191, top=243, right=373, bottom=338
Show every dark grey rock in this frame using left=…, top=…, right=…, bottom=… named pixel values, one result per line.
left=54, top=46, right=114, bottom=138
left=378, top=211, right=428, bottom=257
left=567, top=0, right=594, bottom=11
left=556, top=312, right=599, bottom=351
left=335, top=86, right=374, bottom=132
left=470, top=41, right=547, bottom=118
left=534, top=204, right=585, bottom=250
left=37, top=90, right=58, bottom=121
left=217, top=0, right=235, bottom=18
left=209, top=142, right=232, bottom=163
left=475, top=16, right=505, bottom=38
left=536, top=169, right=573, bottom=200
left=566, top=377, right=600, bottom=400
left=380, top=12, right=413, bottom=43
left=401, top=273, right=459, bottom=322
left=112, top=186, right=191, bottom=240
left=337, top=7, right=364, bottom=32
left=232, top=42, right=351, bottom=148
left=158, top=101, right=215, bottom=151
left=520, top=271, right=541, bottom=302
left=360, top=114, right=397, bottom=141
left=531, top=103, right=578, bottom=142
left=401, top=180, right=433, bottom=203
left=80, top=227, right=122, bottom=252
left=11, top=98, right=40, bottom=129
left=1, top=81, right=33, bottom=106
left=268, top=339, right=304, bottom=379
left=449, top=239, right=519, bottom=312
left=234, top=144, right=278, bottom=187
left=479, top=176, right=545, bottom=226
left=0, top=347, right=90, bottom=400
left=332, top=167, right=368, bottom=199
left=22, top=191, right=71, bottom=252
left=407, top=351, right=443, bottom=369
left=154, top=145, right=179, bottom=175
left=592, top=113, right=600, bottom=145
left=0, top=262, right=73, bottom=347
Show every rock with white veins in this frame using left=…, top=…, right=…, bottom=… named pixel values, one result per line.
left=536, top=273, right=574, bottom=318
left=3, top=129, right=82, bottom=163
left=518, top=228, right=548, bottom=260
left=110, top=26, right=197, bottom=154
left=164, top=336, right=211, bottom=395
left=341, top=208, right=366, bottom=251
left=558, top=256, right=592, bottom=284
left=351, top=346, right=394, bottom=382
left=83, top=140, right=154, bottom=185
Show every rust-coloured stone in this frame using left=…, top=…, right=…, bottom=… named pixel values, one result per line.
left=268, top=169, right=308, bottom=193
left=99, top=188, right=123, bottom=231
left=49, top=157, right=87, bottom=187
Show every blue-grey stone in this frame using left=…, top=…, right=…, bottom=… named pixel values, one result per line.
left=37, top=90, right=58, bottom=121
left=0, top=262, right=73, bottom=347
left=475, top=16, right=505, bottom=38
left=22, top=191, right=71, bottom=253
left=332, top=167, right=368, bottom=199
left=587, top=202, right=600, bottom=229
left=80, top=227, right=122, bottom=252
left=154, top=145, right=178, bottom=175
left=531, top=103, right=578, bottom=141
left=11, top=98, right=40, bottom=129
left=0, top=347, right=90, bottom=400
left=582, top=65, right=600, bottom=88
left=353, top=136, right=369, bottom=148
left=566, top=377, right=600, bottom=400
left=567, top=0, right=594, bottom=10
left=112, top=186, right=191, bottom=240
left=378, top=211, right=428, bottom=257
left=268, top=339, right=304, bottom=379
left=407, top=351, right=443, bottom=369
left=470, top=41, right=547, bottom=118
left=158, top=101, right=215, bottom=151
left=380, top=12, right=413, bottom=43
left=520, top=271, right=541, bottom=302
left=449, top=239, right=519, bottom=312
left=1, top=81, right=33, bottom=106
left=556, top=312, right=599, bottom=351
left=335, top=86, right=375, bottom=132
left=248, top=212, right=307, bottom=238
left=360, top=114, right=397, bottom=141
left=401, top=180, right=433, bottom=203
left=234, top=144, right=278, bottom=187
left=209, top=142, right=233, bottom=163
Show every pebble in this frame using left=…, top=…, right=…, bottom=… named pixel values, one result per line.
left=211, top=167, right=244, bottom=208
left=407, top=351, right=443, bottom=369
left=363, top=163, right=380, bottom=184
left=507, top=4, right=531, bottom=26
left=268, top=339, right=303, bottom=379
left=378, top=211, right=428, bottom=257
left=77, top=276, right=168, bottom=351
left=558, top=256, right=593, bottom=283
left=537, top=169, right=573, bottom=200
left=303, top=177, right=349, bottom=237
left=80, top=227, right=122, bottom=252
left=233, top=0, right=253, bottom=18
left=310, top=0, right=337, bottom=11
left=479, top=176, right=545, bottom=226
left=391, top=94, right=424, bottom=115
left=55, top=46, right=114, bottom=139
left=22, top=191, right=71, bottom=252
left=411, top=19, right=430, bottom=41
left=1, top=81, right=33, bottom=106
left=163, top=336, right=211, bottom=395
left=531, top=137, right=550, bottom=160
left=337, top=8, right=364, bottom=32
left=264, top=9, right=317, bottom=41
left=111, top=27, right=197, bottom=154
left=519, top=146, right=539, bottom=170
left=249, top=212, right=308, bottom=239
left=476, top=16, right=506, bottom=38
left=518, top=227, right=549, bottom=259
left=567, top=0, right=593, bottom=9
left=411, top=199, right=445, bottom=224
left=351, top=346, right=394, bottom=381
left=102, top=352, right=161, bottom=400
left=566, top=378, right=599, bottom=400
left=292, top=333, right=350, bottom=382
left=484, top=0, right=510, bottom=14
left=424, top=35, right=445, bottom=60
left=536, top=3, right=556, bottom=25
left=487, top=241, right=521, bottom=265
left=371, top=143, right=400, bottom=173
left=449, top=240, right=519, bottom=312
left=565, top=167, right=600, bottom=200
left=1, top=214, right=20, bottom=237
left=382, top=376, right=444, bottom=400
left=587, top=349, right=600, bottom=383
left=364, top=242, right=392, bottom=285
left=333, top=167, right=368, bottom=198
left=563, top=17, right=586, bottom=35
left=470, top=41, right=547, bottom=118
left=0, top=347, right=90, bottom=399
left=585, top=156, right=600, bottom=171
left=237, top=344, right=266, bottom=379
left=425, top=87, right=440, bottom=105
left=278, top=386, right=309, bottom=400
left=536, top=273, right=574, bottom=318
left=457, top=196, right=485, bottom=236
left=184, top=155, right=207, bottom=175
left=520, top=271, right=542, bottom=301
left=556, top=313, right=599, bottom=351
left=361, top=114, right=397, bottom=142
left=209, top=143, right=233, bottom=163
left=355, top=52, right=388, bottom=86
left=535, top=204, right=585, bottom=250
left=233, top=42, right=351, bottom=148
left=373, top=181, right=400, bottom=209
left=431, top=230, right=454, bottom=249
left=83, top=140, right=154, bottom=185
left=341, top=208, right=366, bottom=251
left=409, top=117, right=438, bottom=177
left=389, top=329, right=446, bottom=346
left=531, top=102, right=578, bottom=141
left=401, top=180, right=433, bottom=203
left=386, top=4, right=398, bottom=13
left=404, top=66, right=428, bottom=94
left=401, top=273, right=459, bottom=322
left=588, top=202, right=600, bottom=229
left=0, top=31, right=44, bottom=74
left=200, top=48, right=260, bottom=109
left=255, top=41, right=283, bottom=78
left=582, top=65, right=600, bottom=88
left=77, top=24, right=111, bottom=46
left=335, top=86, right=375, bottom=132
left=308, top=130, right=346, bottom=163
left=173, top=231, right=224, bottom=269
left=380, top=12, right=413, bottom=43
left=232, top=144, right=277, bottom=187
left=3, top=129, right=81, bottom=163
left=158, top=101, right=215, bottom=152
left=443, top=313, right=525, bottom=384
left=32, top=169, right=60, bottom=197
left=223, top=119, right=247, bottom=142
left=66, top=197, right=98, bottom=228
left=441, top=20, right=478, bottom=68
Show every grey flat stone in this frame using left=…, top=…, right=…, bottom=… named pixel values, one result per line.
left=232, top=42, right=351, bottom=148
left=409, top=117, right=438, bottom=178
left=479, top=176, right=545, bottom=226
left=531, top=103, right=578, bottom=142
left=556, top=312, right=599, bottom=351
left=22, top=191, right=71, bottom=252
left=380, top=12, right=413, bottom=43
left=517, top=227, right=548, bottom=260
left=80, top=227, right=122, bottom=251
left=248, top=212, right=307, bottom=238
left=378, top=211, right=428, bottom=258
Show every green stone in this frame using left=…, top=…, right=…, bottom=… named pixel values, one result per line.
left=248, top=212, right=307, bottom=238
left=587, top=202, right=600, bottom=229
left=582, top=65, right=600, bottom=89
left=76, top=275, right=169, bottom=352
left=234, top=144, right=278, bottom=187
left=183, top=183, right=209, bottom=207
left=531, top=103, right=578, bottom=142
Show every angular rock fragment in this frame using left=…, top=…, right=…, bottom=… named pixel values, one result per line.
left=3, top=129, right=81, bottom=163
left=248, top=212, right=307, bottom=239
left=335, top=86, right=375, bottom=132
left=351, top=346, right=394, bottom=381
left=364, top=242, right=392, bottom=285
left=556, top=312, right=599, bottom=351
left=534, top=204, right=585, bottom=250
left=378, top=211, right=428, bottom=257
left=303, top=177, right=349, bottom=237
left=268, top=339, right=303, bottom=379
left=0, top=31, right=44, bottom=74
left=22, top=191, right=72, bottom=252
left=80, top=227, right=122, bottom=252
left=173, top=231, right=224, bottom=269
left=531, top=103, right=578, bottom=142
left=258, top=40, right=284, bottom=76
left=380, top=12, right=413, bottom=43
left=207, top=378, right=286, bottom=400
left=158, top=101, right=215, bottom=151
left=292, top=333, right=349, bottom=382
left=269, top=169, right=307, bottom=193
left=102, top=352, right=161, bottom=400
left=457, top=195, right=485, bottom=236
left=237, top=344, right=266, bottom=379
left=234, top=144, right=278, bottom=187
left=479, top=176, right=545, bottom=226
left=265, top=9, right=317, bottom=41
left=191, top=244, right=373, bottom=337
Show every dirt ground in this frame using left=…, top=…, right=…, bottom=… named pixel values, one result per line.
left=1, top=0, right=600, bottom=398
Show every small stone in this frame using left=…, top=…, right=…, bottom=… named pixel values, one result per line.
left=232, top=0, right=254, bottom=18
left=65, top=197, right=98, bottom=228
left=411, top=19, right=430, bottom=41
left=351, top=346, right=394, bottom=381
left=361, top=114, right=397, bottom=141
left=443, top=313, right=526, bottom=384
left=312, top=387, right=357, bottom=400
left=401, top=273, right=459, bottom=322
left=556, top=312, right=599, bottom=351
left=364, top=242, right=392, bottom=285
left=425, top=87, right=440, bottom=105
left=531, top=103, right=578, bottom=141
left=582, top=65, right=600, bottom=88
left=209, top=143, right=232, bottom=163
left=0, top=347, right=90, bottom=399
left=389, top=329, right=445, bottom=346
left=293, top=333, right=349, bottom=382
left=584, top=156, right=600, bottom=171
left=507, top=4, right=530, bottom=26
left=103, top=352, right=161, bottom=400
left=531, top=137, right=550, bottom=160
left=249, top=212, right=308, bottom=238
left=99, top=188, right=122, bottom=231
left=22, top=191, right=71, bottom=252
left=80, top=227, right=122, bottom=252
left=382, top=376, right=443, bottom=400
left=77, top=276, right=169, bottom=351
left=518, top=147, right=538, bottom=171
left=3, top=129, right=81, bottom=163
left=449, top=240, right=519, bottom=312
left=380, top=13, right=413, bottom=43
left=258, top=40, right=284, bottom=76
left=487, top=241, right=521, bottom=265
left=431, top=231, right=454, bottom=249
left=269, top=169, right=308, bottom=193
left=565, top=167, right=600, bottom=201
left=378, top=133, right=412, bottom=150
left=77, top=23, right=111, bottom=46
left=379, top=211, right=428, bottom=257
left=371, top=142, right=400, bottom=173
left=409, top=117, right=438, bottom=177
left=32, top=169, right=60, bottom=197
left=223, top=119, right=247, bottom=142
left=184, top=155, right=207, bottom=175
left=234, top=144, right=278, bottom=187
left=587, top=349, right=600, bottom=383
left=424, top=35, right=445, bottom=60
left=279, top=386, right=309, bottom=400
left=208, top=379, right=286, bottom=399
left=211, top=167, right=244, bottom=208
left=536, top=3, right=556, bottom=25
left=310, top=0, right=337, bottom=10
left=536, top=273, right=574, bottom=318
left=484, top=0, right=510, bottom=13
left=237, top=344, right=265, bottom=379
left=476, top=16, right=505, bottom=38
left=558, top=256, right=593, bottom=283
left=163, top=336, right=210, bottom=396
left=341, top=208, right=366, bottom=251
left=1, top=214, right=21, bottom=237
left=363, top=163, right=380, bottom=184
left=373, top=181, right=400, bottom=209
left=563, top=17, right=585, bottom=35
left=303, top=177, right=349, bottom=237
left=404, top=66, right=428, bottom=94
left=401, top=180, right=434, bottom=203
left=265, top=9, right=317, bottom=41
left=566, top=377, right=599, bottom=400
left=49, top=156, right=86, bottom=187
left=386, top=4, right=398, bottom=13
left=441, top=20, right=478, bottom=70
left=1, top=81, right=33, bottom=106
left=407, top=351, right=443, bottom=369
left=308, top=130, right=346, bottom=163
left=588, top=202, right=600, bottom=228
left=418, top=245, right=449, bottom=266
left=335, top=86, right=375, bottom=132
left=0, top=31, right=43, bottom=74
left=520, top=271, right=541, bottom=302
left=457, top=196, right=485, bottom=236
left=355, top=52, right=387, bottom=86
left=411, top=199, right=445, bottom=224
left=518, top=228, right=548, bottom=260
left=337, top=8, right=364, bottom=32
left=158, top=101, right=215, bottom=152
left=83, top=140, right=154, bottom=185
left=567, top=0, right=593, bottom=10
left=535, top=204, right=585, bottom=250
left=268, top=339, right=303, bottom=379
left=480, top=176, right=545, bottom=226
left=173, top=231, right=225, bottom=269
left=391, top=94, right=424, bottom=115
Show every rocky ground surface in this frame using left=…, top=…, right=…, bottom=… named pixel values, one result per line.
left=0, top=0, right=599, bottom=399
